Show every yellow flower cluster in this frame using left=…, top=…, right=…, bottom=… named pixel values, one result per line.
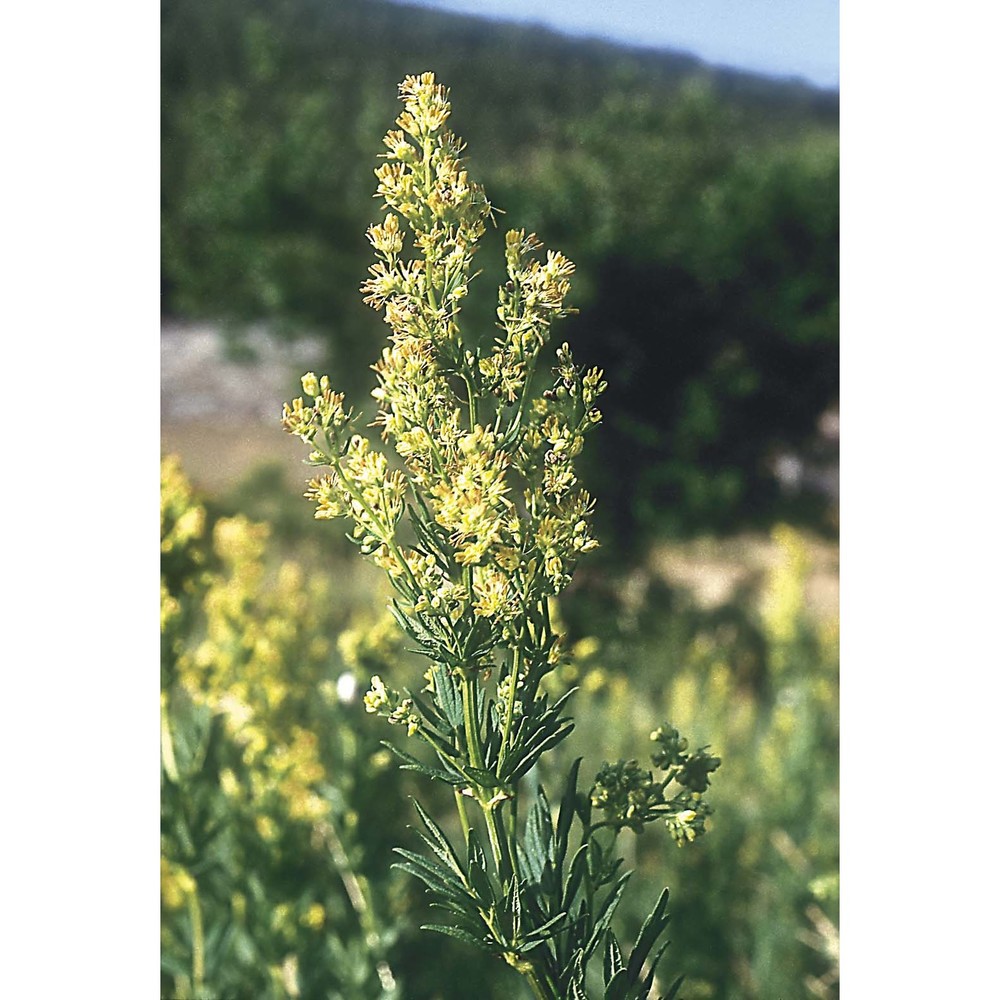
left=161, top=457, right=336, bottom=845
left=428, top=425, right=513, bottom=567
left=363, top=674, right=421, bottom=735
left=281, top=71, right=610, bottom=765
left=161, top=856, right=196, bottom=912
left=160, top=454, right=207, bottom=558
left=760, top=523, right=812, bottom=664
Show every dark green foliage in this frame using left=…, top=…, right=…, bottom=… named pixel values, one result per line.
left=161, top=459, right=527, bottom=999
left=391, top=757, right=687, bottom=998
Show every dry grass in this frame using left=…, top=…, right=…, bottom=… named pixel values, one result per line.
left=161, top=420, right=314, bottom=497
left=650, top=532, right=839, bottom=623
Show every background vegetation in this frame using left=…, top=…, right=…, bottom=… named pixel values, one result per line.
left=161, top=1, right=838, bottom=996
left=162, top=0, right=838, bottom=545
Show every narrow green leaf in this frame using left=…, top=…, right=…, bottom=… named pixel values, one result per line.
left=381, top=741, right=460, bottom=784
left=587, top=872, right=632, bottom=957
left=640, top=938, right=673, bottom=997
left=421, top=923, right=497, bottom=953
left=563, top=843, right=591, bottom=916
left=662, top=973, right=684, bottom=1000
left=522, top=910, right=569, bottom=943
left=431, top=662, right=465, bottom=732
left=466, top=836, right=496, bottom=907
left=468, top=863, right=496, bottom=910
left=467, top=825, right=487, bottom=871
left=625, top=887, right=671, bottom=984
left=464, top=764, right=503, bottom=790
left=603, top=968, right=629, bottom=1000
left=508, top=723, right=575, bottom=782
left=407, top=500, right=452, bottom=563
left=556, top=758, right=583, bottom=871
left=391, top=854, right=466, bottom=901
left=412, top=798, right=465, bottom=877
left=407, top=691, right=449, bottom=732
left=518, top=937, right=549, bottom=954
left=604, top=931, right=625, bottom=987
left=428, top=899, right=491, bottom=936
left=505, top=872, right=522, bottom=941
left=525, top=787, right=554, bottom=882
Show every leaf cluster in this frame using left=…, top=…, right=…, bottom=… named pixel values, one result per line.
left=396, top=763, right=683, bottom=999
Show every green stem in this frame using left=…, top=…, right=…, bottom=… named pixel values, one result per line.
left=485, top=800, right=515, bottom=887
left=460, top=673, right=486, bottom=772
left=426, top=265, right=439, bottom=312
left=160, top=695, right=180, bottom=783
left=464, top=372, right=478, bottom=427
left=453, top=787, right=473, bottom=835
left=188, top=881, right=205, bottom=995
left=483, top=803, right=508, bottom=881
left=460, top=674, right=516, bottom=886
left=524, top=963, right=560, bottom=1000
left=525, top=970, right=548, bottom=1000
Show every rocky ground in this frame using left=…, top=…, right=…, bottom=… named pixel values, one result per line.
left=161, top=320, right=326, bottom=493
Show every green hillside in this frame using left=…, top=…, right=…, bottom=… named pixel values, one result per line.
left=161, top=0, right=839, bottom=543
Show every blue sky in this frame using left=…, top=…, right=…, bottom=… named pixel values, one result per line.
left=393, top=0, right=839, bottom=89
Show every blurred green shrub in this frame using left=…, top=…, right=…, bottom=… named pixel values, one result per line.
left=549, top=525, right=839, bottom=999
left=161, top=454, right=408, bottom=998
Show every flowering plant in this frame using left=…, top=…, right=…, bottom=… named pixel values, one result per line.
left=283, top=73, right=719, bottom=999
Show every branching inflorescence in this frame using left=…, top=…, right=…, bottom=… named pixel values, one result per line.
left=283, top=73, right=719, bottom=999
